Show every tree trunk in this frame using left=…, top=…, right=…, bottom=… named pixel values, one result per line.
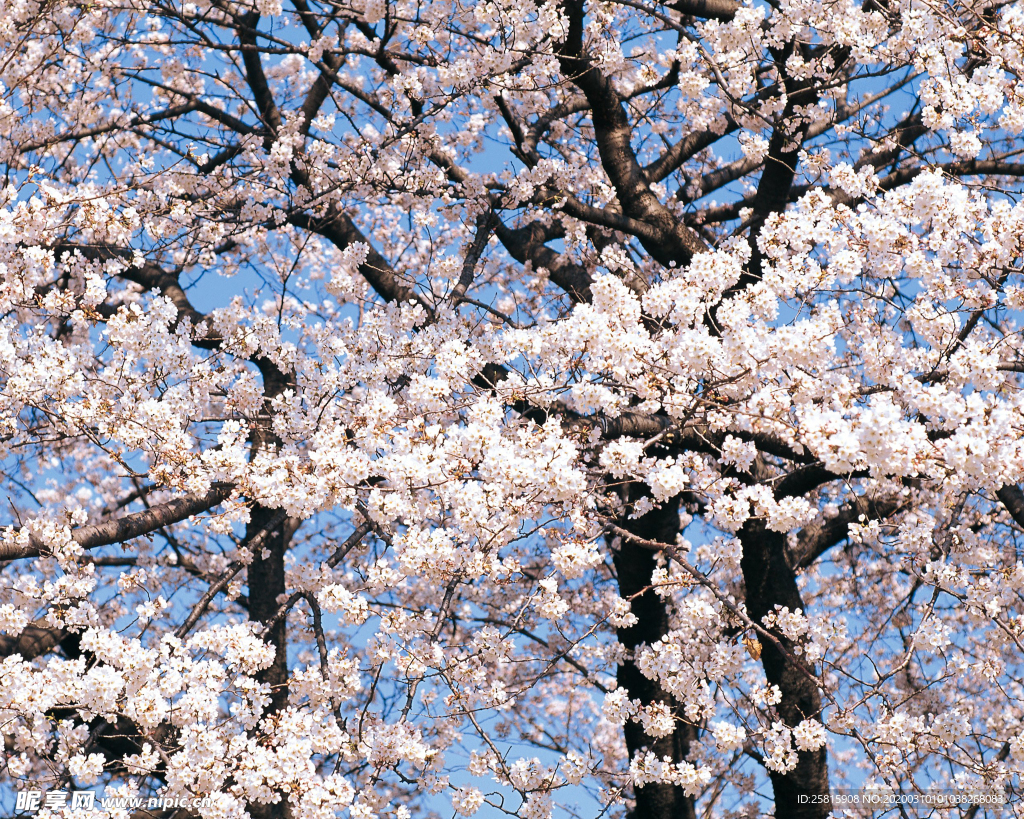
left=245, top=504, right=298, bottom=819
left=246, top=504, right=295, bottom=716
left=614, top=492, right=697, bottom=819
left=245, top=361, right=298, bottom=819
left=741, top=521, right=830, bottom=819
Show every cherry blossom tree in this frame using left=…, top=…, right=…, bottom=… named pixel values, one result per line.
left=1, top=0, right=1024, bottom=816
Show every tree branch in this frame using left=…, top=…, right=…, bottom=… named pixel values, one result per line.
left=790, top=494, right=906, bottom=569
left=0, top=485, right=233, bottom=562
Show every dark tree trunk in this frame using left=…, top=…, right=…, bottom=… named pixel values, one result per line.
left=245, top=361, right=298, bottom=819
left=614, top=492, right=698, bottom=819
left=245, top=505, right=298, bottom=819
left=246, top=504, right=295, bottom=716
left=740, top=521, right=830, bottom=819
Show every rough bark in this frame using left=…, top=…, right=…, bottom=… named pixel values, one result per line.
left=0, top=485, right=233, bottom=562
left=614, top=492, right=697, bottom=819
left=557, top=0, right=709, bottom=272
left=0, top=622, right=67, bottom=659
left=241, top=311, right=299, bottom=818
left=997, top=484, right=1024, bottom=528
left=789, top=494, right=906, bottom=570
left=740, top=521, right=829, bottom=819
left=246, top=504, right=297, bottom=720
